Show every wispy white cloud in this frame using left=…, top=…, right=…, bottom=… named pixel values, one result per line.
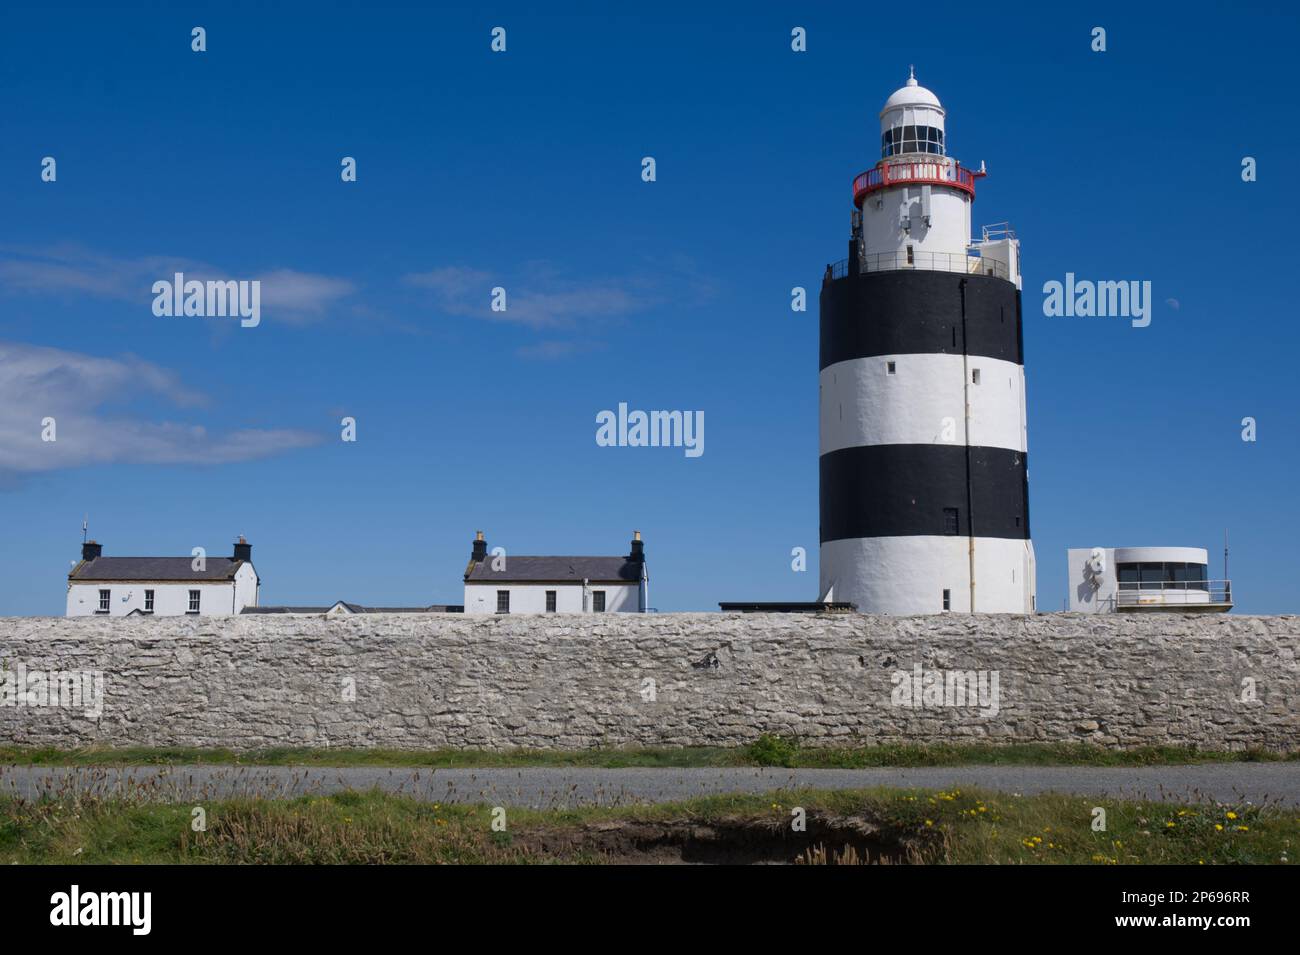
left=0, top=245, right=355, bottom=324
left=404, top=264, right=662, bottom=331
left=514, top=340, right=606, bottom=361
left=0, top=340, right=321, bottom=478
left=255, top=268, right=357, bottom=322
left=404, top=266, right=492, bottom=303
left=403, top=259, right=717, bottom=360
left=0, top=244, right=196, bottom=301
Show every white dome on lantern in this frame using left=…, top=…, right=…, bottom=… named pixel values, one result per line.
left=878, top=68, right=947, bottom=157
left=881, top=70, right=943, bottom=113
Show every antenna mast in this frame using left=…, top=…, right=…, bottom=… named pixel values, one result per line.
left=1224, top=528, right=1229, bottom=583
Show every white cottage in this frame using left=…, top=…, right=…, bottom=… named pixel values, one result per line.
left=66, top=537, right=260, bottom=617
left=463, top=531, right=649, bottom=614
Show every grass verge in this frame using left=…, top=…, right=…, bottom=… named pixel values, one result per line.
left=1, top=739, right=1296, bottom=769
left=0, top=785, right=1292, bottom=864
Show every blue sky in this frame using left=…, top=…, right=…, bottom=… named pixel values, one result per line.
left=2, top=1, right=1297, bottom=614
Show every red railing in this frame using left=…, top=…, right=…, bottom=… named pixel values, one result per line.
left=853, top=161, right=982, bottom=207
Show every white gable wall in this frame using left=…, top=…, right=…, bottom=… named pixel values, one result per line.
left=233, top=563, right=259, bottom=612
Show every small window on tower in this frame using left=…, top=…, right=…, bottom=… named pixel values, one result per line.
left=906, top=245, right=914, bottom=265
left=886, top=361, right=896, bottom=375
left=943, top=507, right=959, bottom=535
left=942, top=589, right=952, bottom=611
left=972, top=368, right=981, bottom=385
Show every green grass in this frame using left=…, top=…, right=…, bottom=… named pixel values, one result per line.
left=1, top=739, right=1295, bottom=769
left=0, top=785, right=1293, bottom=864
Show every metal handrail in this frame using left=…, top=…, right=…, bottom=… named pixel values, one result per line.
left=981, top=222, right=1016, bottom=243
left=853, top=160, right=981, bottom=207
left=1113, top=580, right=1233, bottom=606
left=827, top=250, right=1009, bottom=281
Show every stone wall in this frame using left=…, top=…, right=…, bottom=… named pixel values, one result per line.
left=1, top=613, right=1296, bottom=751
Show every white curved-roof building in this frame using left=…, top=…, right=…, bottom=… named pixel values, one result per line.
left=1066, top=546, right=1233, bottom=613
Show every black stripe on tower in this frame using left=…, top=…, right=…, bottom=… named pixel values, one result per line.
left=820, top=271, right=1023, bottom=369
left=820, top=445, right=1029, bottom=542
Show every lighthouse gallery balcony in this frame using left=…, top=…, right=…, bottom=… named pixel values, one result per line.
left=853, top=160, right=981, bottom=207
left=827, top=249, right=1010, bottom=282
left=829, top=160, right=1008, bottom=283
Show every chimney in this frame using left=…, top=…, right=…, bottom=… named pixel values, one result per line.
left=81, top=540, right=102, bottom=561
left=471, top=530, right=487, bottom=562
left=233, top=536, right=252, bottom=562
left=629, top=530, right=645, bottom=563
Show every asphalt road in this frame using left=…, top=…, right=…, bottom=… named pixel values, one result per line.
left=2, top=763, right=1297, bottom=807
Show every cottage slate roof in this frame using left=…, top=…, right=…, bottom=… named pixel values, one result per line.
left=69, top=557, right=248, bottom=582
left=464, top=556, right=642, bottom=584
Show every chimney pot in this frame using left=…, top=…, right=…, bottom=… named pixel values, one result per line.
left=471, top=531, right=488, bottom=562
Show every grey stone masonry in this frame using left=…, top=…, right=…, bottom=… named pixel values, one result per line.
left=0, top=613, right=1296, bottom=751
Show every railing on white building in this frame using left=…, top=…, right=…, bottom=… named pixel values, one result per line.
left=828, top=249, right=1010, bottom=282
left=1110, top=580, right=1233, bottom=611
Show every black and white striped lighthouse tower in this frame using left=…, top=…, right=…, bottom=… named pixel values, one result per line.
left=819, top=70, right=1035, bottom=614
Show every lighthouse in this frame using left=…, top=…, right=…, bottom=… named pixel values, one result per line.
left=819, top=70, right=1035, bottom=615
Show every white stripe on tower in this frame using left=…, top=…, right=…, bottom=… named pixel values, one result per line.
left=820, top=354, right=1026, bottom=455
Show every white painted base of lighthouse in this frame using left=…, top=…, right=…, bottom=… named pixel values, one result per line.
left=820, top=536, right=1036, bottom=614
